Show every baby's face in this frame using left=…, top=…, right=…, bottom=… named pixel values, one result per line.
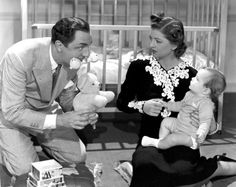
left=189, top=69, right=211, bottom=95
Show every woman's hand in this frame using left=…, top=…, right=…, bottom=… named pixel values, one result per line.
left=143, top=99, right=163, bottom=117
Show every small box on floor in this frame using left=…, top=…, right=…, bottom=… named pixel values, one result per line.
left=27, top=159, right=66, bottom=187
left=27, top=179, right=66, bottom=187
left=31, top=159, right=62, bottom=180
left=28, top=172, right=64, bottom=186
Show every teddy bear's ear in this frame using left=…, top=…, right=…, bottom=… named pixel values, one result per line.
left=87, top=72, right=99, bottom=82
left=77, top=64, right=87, bottom=80
left=88, top=70, right=98, bottom=77
left=77, top=73, right=89, bottom=90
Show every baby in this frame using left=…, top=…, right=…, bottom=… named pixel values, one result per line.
left=142, top=67, right=226, bottom=149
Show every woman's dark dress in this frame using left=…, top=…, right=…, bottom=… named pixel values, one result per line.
left=116, top=57, right=218, bottom=187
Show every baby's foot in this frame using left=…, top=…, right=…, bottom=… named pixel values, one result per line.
left=141, top=136, right=160, bottom=148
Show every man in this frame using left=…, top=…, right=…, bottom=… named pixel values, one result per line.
left=0, top=17, right=98, bottom=176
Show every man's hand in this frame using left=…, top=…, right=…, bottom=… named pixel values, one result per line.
left=57, top=109, right=98, bottom=129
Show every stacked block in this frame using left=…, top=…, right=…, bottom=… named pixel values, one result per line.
left=27, top=159, right=66, bottom=187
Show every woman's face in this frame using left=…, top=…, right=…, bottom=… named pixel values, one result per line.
left=149, top=29, right=176, bottom=60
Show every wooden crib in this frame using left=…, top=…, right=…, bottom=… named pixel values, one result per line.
left=20, top=0, right=228, bottom=132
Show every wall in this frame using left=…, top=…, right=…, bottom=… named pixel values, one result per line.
left=0, top=0, right=235, bottom=92
left=0, top=0, right=21, bottom=58
left=225, top=0, right=236, bottom=92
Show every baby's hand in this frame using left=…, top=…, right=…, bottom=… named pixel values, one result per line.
left=161, top=101, right=167, bottom=108
left=196, top=132, right=205, bottom=144
left=152, top=99, right=165, bottom=107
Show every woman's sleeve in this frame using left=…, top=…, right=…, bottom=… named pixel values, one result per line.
left=116, top=60, right=140, bottom=113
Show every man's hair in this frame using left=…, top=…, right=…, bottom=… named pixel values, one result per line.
left=51, top=17, right=90, bottom=47
left=203, top=67, right=226, bottom=104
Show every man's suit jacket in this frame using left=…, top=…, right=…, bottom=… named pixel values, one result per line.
left=0, top=37, right=78, bottom=130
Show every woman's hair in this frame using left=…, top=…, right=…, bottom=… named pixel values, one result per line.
left=51, top=17, right=90, bottom=47
left=150, top=13, right=187, bottom=58
left=203, top=67, right=226, bottom=104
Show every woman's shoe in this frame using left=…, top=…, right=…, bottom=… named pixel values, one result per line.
left=215, top=153, right=236, bottom=162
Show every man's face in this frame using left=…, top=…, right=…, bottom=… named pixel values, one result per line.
left=61, top=30, right=92, bottom=68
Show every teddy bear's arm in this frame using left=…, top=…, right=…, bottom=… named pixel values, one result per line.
left=93, top=95, right=109, bottom=108
left=99, top=91, right=115, bottom=103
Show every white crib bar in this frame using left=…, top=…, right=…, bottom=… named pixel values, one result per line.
left=117, top=31, right=123, bottom=95
left=192, top=31, right=197, bottom=67
left=114, top=0, right=118, bottom=24
left=206, top=31, right=212, bottom=67
left=210, top=0, right=215, bottom=26
left=60, top=0, right=65, bottom=18
left=133, top=31, right=138, bottom=59
left=102, top=30, right=108, bottom=91
left=21, top=0, right=28, bottom=40
left=206, top=0, right=210, bottom=26
left=88, top=0, right=91, bottom=23
left=74, top=0, right=78, bottom=17
left=151, top=0, right=155, bottom=14
left=176, top=0, right=180, bottom=19
left=34, top=0, right=38, bottom=23
left=32, top=24, right=218, bottom=31
left=217, top=0, right=228, bottom=129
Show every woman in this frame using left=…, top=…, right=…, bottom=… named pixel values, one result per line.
left=116, top=13, right=236, bottom=187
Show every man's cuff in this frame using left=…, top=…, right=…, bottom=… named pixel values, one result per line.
left=43, top=114, right=57, bottom=129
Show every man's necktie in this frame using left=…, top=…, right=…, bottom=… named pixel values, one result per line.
left=52, top=64, right=62, bottom=90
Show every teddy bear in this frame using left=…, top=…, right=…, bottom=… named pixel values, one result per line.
left=73, top=72, right=115, bottom=129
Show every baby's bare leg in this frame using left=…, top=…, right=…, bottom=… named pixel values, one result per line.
left=158, top=133, right=193, bottom=149
left=142, top=117, right=179, bottom=148
left=159, top=117, right=177, bottom=138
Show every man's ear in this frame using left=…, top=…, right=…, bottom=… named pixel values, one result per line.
left=55, top=40, right=64, bottom=52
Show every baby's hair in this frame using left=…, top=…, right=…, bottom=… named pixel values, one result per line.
left=203, top=67, right=226, bottom=104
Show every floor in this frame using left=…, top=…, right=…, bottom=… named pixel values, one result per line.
left=1, top=93, right=236, bottom=187
left=84, top=93, right=236, bottom=187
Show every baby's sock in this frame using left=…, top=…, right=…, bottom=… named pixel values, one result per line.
left=141, top=136, right=160, bottom=148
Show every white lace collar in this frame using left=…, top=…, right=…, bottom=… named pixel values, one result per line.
left=145, top=56, right=191, bottom=117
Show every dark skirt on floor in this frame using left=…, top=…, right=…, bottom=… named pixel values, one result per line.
left=130, top=145, right=218, bottom=187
